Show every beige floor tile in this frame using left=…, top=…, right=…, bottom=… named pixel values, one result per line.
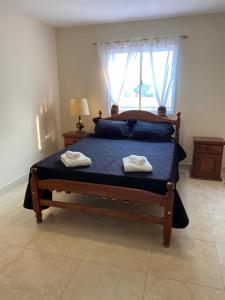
left=181, top=194, right=208, bottom=213
left=150, top=236, right=224, bottom=289
left=55, top=202, right=153, bottom=240
left=54, top=210, right=114, bottom=241
left=177, top=190, right=203, bottom=204
left=0, top=208, right=16, bottom=224
left=85, top=224, right=153, bottom=273
left=28, top=231, right=92, bottom=259
left=1, top=169, right=225, bottom=300
left=0, top=207, right=13, bottom=217
left=1, top=208, right=37, bottom=228
left=0, top=249, right=80, bottom=299
left=0, top=189, right=24, bottom=209
left=143, top=272, right=225, bottom=300
left=0, top=243, right=25, bottom=273
left=206, top=194, right=225, bottom=215
left=212, top=224, right=225, bottom=245
left=61, top=261, right=145, bottom=300
left=216, top=243, right=225, bottom=287
left=0, top=285, right=56, bottom=300
left=0, top=222, right=41, bottom=247
left=177, top=180, right=208, bottom=213
left=4, top=206, right=68, bottom=232
left=173, top=211, right=214, bottom=242
left=177, top=177, right=205, bottom=194
left=210, top=214, right=225, bottom=244
left=177, top=186, right=204, bottom=200
left=202, top=181, right=225, bottom=195
left=179, top=168, right=190, bottom=178
left=13, top=181, right=27, bottom=192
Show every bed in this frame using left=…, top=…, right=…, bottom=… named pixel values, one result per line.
left=24, top=109, right=189, bottom=247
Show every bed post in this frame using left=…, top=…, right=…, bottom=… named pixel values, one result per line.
left=175, top=112, right=181, bottom=143
left=30, top=168, right=42, bottom=223
left=163, top=182, right=174, bottom=247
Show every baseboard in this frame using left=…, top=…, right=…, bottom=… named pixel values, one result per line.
left=180, top=162, right=225, bottom=172
left=0, top=173, right=28, bottom=195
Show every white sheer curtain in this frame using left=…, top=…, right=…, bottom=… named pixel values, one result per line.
left=97, top=37, right=180, bottom=113
left=97, top=42, right=138, bottom=111
left=145, top=38, right=180, bottom=112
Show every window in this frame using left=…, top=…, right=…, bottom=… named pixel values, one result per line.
left=108, top=50, right=175, bottom=113
left=97, top=38, right=180, bottom=114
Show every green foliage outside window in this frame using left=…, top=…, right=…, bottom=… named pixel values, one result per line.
left=133, top=83, right=154, bottom=97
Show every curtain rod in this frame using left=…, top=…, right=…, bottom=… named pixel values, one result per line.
left=92, top=35, right=187, bottom=45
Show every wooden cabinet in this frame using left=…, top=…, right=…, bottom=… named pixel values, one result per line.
left=191, top=137, right=224, bottom=181
left=62, top=131, right=89, bottom=147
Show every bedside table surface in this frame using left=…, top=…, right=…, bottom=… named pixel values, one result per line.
left=62, top=131, right=90, bottom=147
left=193, top=136, right=225, bottom=145
left=62, top=131, right=89, bottom=138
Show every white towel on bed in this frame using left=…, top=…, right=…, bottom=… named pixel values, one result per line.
left=65, top=151, right=82, bottom=160
left=128, top=155, right=146, bottom=165
left=61, top=151, right=92, bottom=168
left=123, top=155, right=153, bottom=172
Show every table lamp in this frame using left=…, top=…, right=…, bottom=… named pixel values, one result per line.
left=70, top=98, right=90, bottom=132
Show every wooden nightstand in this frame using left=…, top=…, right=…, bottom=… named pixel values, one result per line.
left=62, top=131, right=90, bottom=147
left=191, top=137, right=225, bottom=181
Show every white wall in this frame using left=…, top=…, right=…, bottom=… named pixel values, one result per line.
left=0, top=3, right=61, bottom=188
left=56, top=13, right=225, bottom=166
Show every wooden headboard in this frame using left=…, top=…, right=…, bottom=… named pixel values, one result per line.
left=97, top=108, right=181, bottom=143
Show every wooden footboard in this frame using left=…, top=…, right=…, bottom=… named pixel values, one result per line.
left=30, top=168, right=174, bottom=247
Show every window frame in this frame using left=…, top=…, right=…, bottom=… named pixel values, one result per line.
left=107, top=48, right=177, bottom=115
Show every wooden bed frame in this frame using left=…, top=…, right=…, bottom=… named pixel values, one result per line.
left=31, top=109, right=181, bottom=247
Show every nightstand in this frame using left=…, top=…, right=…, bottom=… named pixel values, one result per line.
left=191, top=137, right=225, bottom=181
left=62, top=131, right=90, bottom=147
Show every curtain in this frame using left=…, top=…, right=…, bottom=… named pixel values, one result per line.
left=97, top=42, right=138, bottom=110
left=146, top=38, right=180, bottom=112
left=97, top=37, right=180, bottom=113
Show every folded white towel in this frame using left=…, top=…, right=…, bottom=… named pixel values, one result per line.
left=61, top=152, right=92, bottom=168
left=123, top=155, right=153, bottom=172
left=129, top=155, right=146, bottom=165
left=65, top=151, right=82, bottom=160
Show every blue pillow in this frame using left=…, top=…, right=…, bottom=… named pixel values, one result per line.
left=95, top=119, right=130, bottom=138
left=131, top=121, right=175, bottom=141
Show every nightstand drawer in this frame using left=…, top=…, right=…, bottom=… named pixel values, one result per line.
left=64, top=137, right=77, bottom=145
left=195, top=144, right=223, bottom=154
left=63, top=131, right=90, bottom=147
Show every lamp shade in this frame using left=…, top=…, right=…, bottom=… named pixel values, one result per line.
left=70, top=98, right=90, bottom=116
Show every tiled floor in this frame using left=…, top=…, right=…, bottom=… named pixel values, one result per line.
left=0, top=170, right=225, bottom=299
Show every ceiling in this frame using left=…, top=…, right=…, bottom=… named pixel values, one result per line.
left=3, top=0, right=225, bottom=27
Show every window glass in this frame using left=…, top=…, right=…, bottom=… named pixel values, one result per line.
left=109, top=50, right=175, bottom=113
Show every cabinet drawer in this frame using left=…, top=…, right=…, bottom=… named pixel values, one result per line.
left=195, top=144, right=222, bottom=154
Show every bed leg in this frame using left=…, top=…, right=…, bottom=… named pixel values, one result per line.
left=163, top=182, right=174, bottom=247
left=31, top=168, right=42, bottom=223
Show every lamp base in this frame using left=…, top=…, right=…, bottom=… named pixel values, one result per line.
left=76, top=115, right=85, bottom=132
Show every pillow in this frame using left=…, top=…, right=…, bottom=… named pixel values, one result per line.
left=128, top=119, right=137, bottom=131
left=131, top=120, right=175, bottom=141
left=95, top=119, right=130, bottom=138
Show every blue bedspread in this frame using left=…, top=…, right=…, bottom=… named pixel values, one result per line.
left=24, top=136, right=189, bottom=228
